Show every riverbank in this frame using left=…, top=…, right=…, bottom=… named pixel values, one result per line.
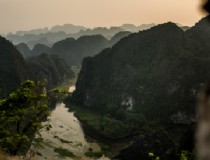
left=33, top=102, right=109, bottom=160
left=67, top=105, right=134, bottom=158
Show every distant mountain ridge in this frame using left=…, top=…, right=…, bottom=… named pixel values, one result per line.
left=15, top=22, right=192, bottom=67
left=10, top=24, right=87, bottom=36
left=16, top=33, right=133, bottom=66
left=51, top=24, right=86, bottom=34
left=7, top=23, right=156, bottom=48
left=27, top=53, right=74, bottom=89
left=9, top=23, right=155, bottom=36
left=0, top=36, right=74, bottom=97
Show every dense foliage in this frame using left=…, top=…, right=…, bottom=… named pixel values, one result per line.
left=50, top=35, right=109, bottom=66
left=0, top=80, right=49, bottom=154
left=16, top=33, right=133, bottom=66
left=70, top=17, right=210, bottom=159
left=16, top=43, right=31, bottom=58
left=115, top=130, right=178, bottom=160
left=72, top=19, right=210, bottom=122
left=31, top=44, right=50, bottom=56
left=0, top=36, right=75, bottom=98
left=109, top=31, right=131, bottom=46
left=27, top=53, right=74, bottom=89
left=0, top=36, right=31, bottom=97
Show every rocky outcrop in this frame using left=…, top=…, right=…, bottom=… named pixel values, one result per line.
left=170, top=112, right=195, bottom=125
left=72, top=19, right=210, bottom=122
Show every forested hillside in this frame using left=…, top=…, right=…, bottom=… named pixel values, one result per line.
left=72, top=22, right=206, bottom=122
left=69, top=17, right=210, bottom=159
left=16, top=33, right=135, bottom=67
left=0, top=36, right=31, bottom=97
left=27, top=53, right=74, bottom=89
left=0, top=37, right=74, bottom=156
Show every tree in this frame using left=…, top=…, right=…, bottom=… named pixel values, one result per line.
left=0, top=80, right=50, bottom=154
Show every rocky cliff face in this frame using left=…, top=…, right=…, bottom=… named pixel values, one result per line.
left=0, top=36, right=31, bottom=97
left=72, top=19, right=210, bottom=123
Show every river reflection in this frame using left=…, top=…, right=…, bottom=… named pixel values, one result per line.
left=33, top=87, right=109, bottom=160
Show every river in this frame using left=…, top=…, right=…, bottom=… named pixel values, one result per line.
left=32, top=86, right=110, bottom=160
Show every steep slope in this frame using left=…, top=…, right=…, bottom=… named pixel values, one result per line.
left=71, top=22, right=209, bottom=122
left=31, top=44, right=50, bottom=57
left=0, top=36, right=31, bottom=97
left=16, top=43, right=31, bottom=58
left=27, top=53, right=74, bottom=89
left=16, top=43, right=51, bottom=58
left=115, top=130, right=177, bottom=160
left=27, top=38, right=50, bottom=49
left=50, top=35, right=109, bottom=66
left=186, top=16, right=210, bottom=47
left=109, top=31, right=131, bottom=46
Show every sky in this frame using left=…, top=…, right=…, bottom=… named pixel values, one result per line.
left=0, top=0, right=207, bottom=34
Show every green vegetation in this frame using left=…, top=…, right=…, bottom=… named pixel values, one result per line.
left=69, top=105, right=101, bottom=130
left=68, top=104, right=152, bottom=158
left=71, top=22, right=210, bottom=122
left=0, top=36, right=30, bottom=97
left=69, top=105, right=146, bottom=139
left=69, top=17, right=210, bottom=159
left=180, top=150, right=195, bottom=160
left=0, top=80, right=49, bottom=154
left=50, top=88, right=68, bottom=94
left=27, top=53, right=74, bottom=89
left=49, top=87, right=69, bottom=102
left=50, top=35, right=109, bottom=66
left=53, top=135, right=73, bottom=144
left=34, top=137, right=44, bottom=143
left=54, top=147, right=75, bottom=157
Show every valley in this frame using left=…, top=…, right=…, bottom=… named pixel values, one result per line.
left=32, top=85, right=110, bottom=160
left=0, top=5, right=208, bottom=159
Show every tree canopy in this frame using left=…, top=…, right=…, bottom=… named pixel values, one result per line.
left=0, top=80, right=49, bottom=154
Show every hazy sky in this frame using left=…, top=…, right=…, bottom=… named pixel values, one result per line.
left=0, top=0, right=206, bottom=34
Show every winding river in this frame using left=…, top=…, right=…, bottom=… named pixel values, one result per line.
left=32, top=86, right=109, bottom=160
